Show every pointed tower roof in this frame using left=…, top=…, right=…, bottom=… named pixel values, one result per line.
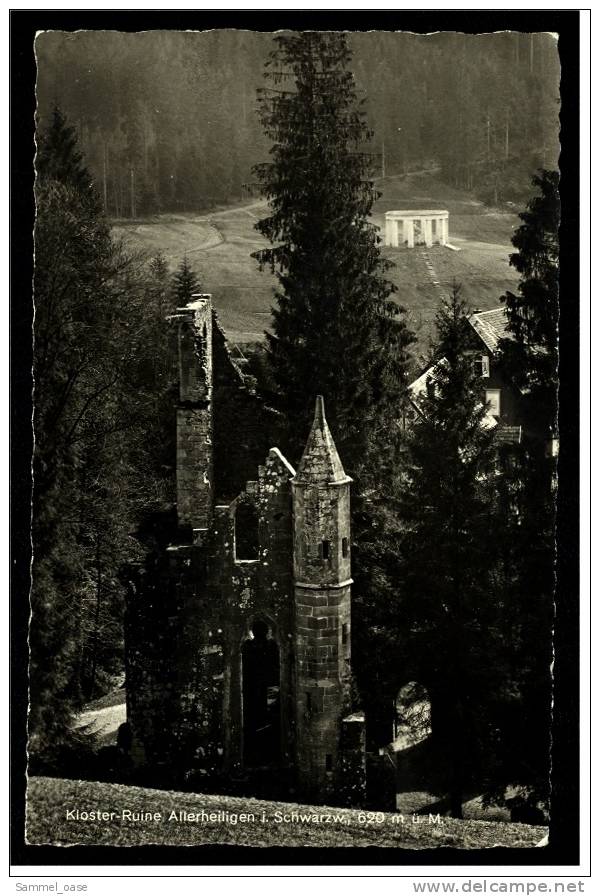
left=293, top=396, right=352, bottom=486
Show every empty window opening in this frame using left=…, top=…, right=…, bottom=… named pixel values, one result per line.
left=473, top=354, right=490, bottom=377
left=325, top=754, right=333, bottom=772
left=342, top=622, right=350, bottom=645
left=394, top=681, right=432, bottom=743
left=306, top=692, right=312, bottom=713
left=242, top=619, right=280, bottom=767
left=321, top=539, right=331, bottom=561
left=235, top=502, right=259, bottom=560
left=342, top=537, right=349, bottom=558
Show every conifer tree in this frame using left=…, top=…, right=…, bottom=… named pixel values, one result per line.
left=31, top=111, right=177, bottom=768
left=489, top=439, right=554, bottom=815
left=172, top=255, right=201, bottom=307
left=493, top=171, right=559, bottom=813
left=32, top=139, right=114, bottom=761
left=500, top=169, right=559, bottom=435
left=252, top=31, right=414, bottom=475
left=252, top=32, right=416, bottom=745
left=36, top=106, right=96, bottom=201
left=398, top=286, right=507, bottom=816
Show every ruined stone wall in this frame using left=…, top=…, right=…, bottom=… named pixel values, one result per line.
left=125, top=543, right=223, bottom=783
left=125, top=303, right=366, bottom=804
left=203, top=448, right=296, bottom=770
left=176, top=408, right=212, bottom=532
left=127, top=447, right=298, bottom=784
left=340, top=713, right=367, bottom=806
left=212, top=316, right=282, bottom=504
left=174, top=298, right=213, bottom=532
left=174, top=301, right=284, bottom=529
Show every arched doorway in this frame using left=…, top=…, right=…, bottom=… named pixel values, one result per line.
left=394, top=681, right=431, bottom=746
left=241, top=618, right=281, bottom=768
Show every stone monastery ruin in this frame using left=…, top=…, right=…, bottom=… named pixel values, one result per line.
left=125, top=296, right=367, bottom=806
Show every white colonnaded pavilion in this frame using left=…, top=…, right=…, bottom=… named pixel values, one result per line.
left=384, top=209, right=449, bottom=248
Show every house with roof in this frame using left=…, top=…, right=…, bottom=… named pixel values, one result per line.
left=406, top=306, right=526, bottom=445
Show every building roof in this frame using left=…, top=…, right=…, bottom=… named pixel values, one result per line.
left=385, top=209, right=448, bottom=218
left=467, top=306, right=512, bottom=354
left=293, top=396, right=351, bottom=486
left=407, top=358, right=449, bottom=402
left=408, top=358, right=498, bottom=430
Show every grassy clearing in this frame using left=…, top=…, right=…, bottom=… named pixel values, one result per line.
left=26, top=777, right=546, bottom=849
left=382, top=241, right=517, bottom=363
left=371, top=172, right=520, bottom=358
left=111, top=173, right=519, bottom=352
left=114, top=216, right=220, bottom=261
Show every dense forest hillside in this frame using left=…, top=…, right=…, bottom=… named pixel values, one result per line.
left=35, top=30, right=560, bottom=216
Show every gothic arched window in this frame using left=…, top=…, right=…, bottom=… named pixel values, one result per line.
left=235, top=501, right=259, bottom=561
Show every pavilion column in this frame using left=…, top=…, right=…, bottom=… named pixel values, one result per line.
left=406, top=219, right=415, bottom=248
left=385, top=217, right=394, bottom=246
left=442, top=217, right=449, bottom=244
left=424, top=218, right=433, bottom=247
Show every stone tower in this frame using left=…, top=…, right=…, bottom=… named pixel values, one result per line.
left=292, top=396, right=353, bottom=801
left=170, top=295, right=213, bottom=535
left=126, top=307, right=367, bottom=804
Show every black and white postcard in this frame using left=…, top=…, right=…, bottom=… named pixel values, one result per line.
left=10, top=9, right=585, bottom=878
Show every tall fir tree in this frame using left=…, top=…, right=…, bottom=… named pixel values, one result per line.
left=252, top=31, right=415, bottom=476
left=490, top=438, right=554, bottom=814
left=493, top=170, right=559, bottom=813
left=172, top=255, right=201, bottom=307
left=252, top=32, right=416, bottom=742
left=36, top=107, right=97, bottom=201
left=31, top=111, right=179, bottom=768
left=32, top=125, right=118, bottom=759
left=398, top=287, right=510, bottom=816
left=500, top=169, right=559, bottom=437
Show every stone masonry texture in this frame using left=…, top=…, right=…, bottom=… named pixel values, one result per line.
left=125, top=294, right=364, bottom=805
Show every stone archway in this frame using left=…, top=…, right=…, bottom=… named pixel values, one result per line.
left=394, top=681, right=431, bottom=747
left=241, top=617, right=281, bottom=768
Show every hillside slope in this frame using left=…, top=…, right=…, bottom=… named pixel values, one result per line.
left=26, top=777, right=546, bottom=849
left=113, top=173, right=520, bottom=358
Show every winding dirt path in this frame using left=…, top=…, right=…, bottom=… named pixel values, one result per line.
left=113, top=198, right=269, bottom=264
